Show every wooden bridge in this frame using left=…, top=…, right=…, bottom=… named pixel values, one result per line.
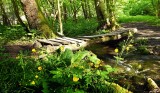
left=33, top=28, right=137, bottom=53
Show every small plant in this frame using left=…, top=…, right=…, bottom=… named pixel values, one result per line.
left=134, top=38, right=150, bottom=55
left=114, top=31, right=135, bottom=63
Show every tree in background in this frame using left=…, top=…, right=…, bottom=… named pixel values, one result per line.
left=158, top=0, right=160, bottom=18
left=20, top=0, right=56, bottom=38
left=81, top=0, right=92, bottom=19
left=94, top=0, right=118, bottom=31
left=0, top=0, right=11, bottom=26
left=11, top=0, right=29, bottom=32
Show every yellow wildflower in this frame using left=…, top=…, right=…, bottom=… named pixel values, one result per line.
left=31, top=81, right=35, bottom=85
left=73, top=76, right=79, bottom=82
left=80, top=66, right=84, bottom=69
left=32, top=48, right=36, bottom=53
left=97, top=60, right=101, bottom=64
left=38, top=66, right=42, bottom=71
left=126, top=47, right=130, bottom=51
left=128, top=44, right=133, bottom=47
left=35, top=75, right=38, bottom=79
left=94, top=64, right=99, bottom=68
left=60, top=46, right=65, bottom=52
left=88, top=62, right=94, bottom=66
left=16, top=56, right=20, bottom=59
left=114, top=48, right=119, bottom=53
left=129, top=31, right=133, bottom=36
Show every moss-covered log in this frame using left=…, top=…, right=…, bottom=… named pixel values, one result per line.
left=105, top=81, right=132, bottom=93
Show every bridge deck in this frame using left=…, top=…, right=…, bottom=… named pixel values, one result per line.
left=33, top=28, right=137, bottom=53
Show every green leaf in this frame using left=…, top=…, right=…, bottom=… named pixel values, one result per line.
left=60, top=49, right=73, bottom=65
left=88, top=53, right=100, bottom=64
left=71, top=51, right=89, bottom=63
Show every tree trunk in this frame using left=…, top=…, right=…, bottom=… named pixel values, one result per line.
left=20, top=0, right=56, bottom=38
left=63, top=3, right=67, bottom=22
left=107, top=0, right=117, bottom=30
left=158, top=0, right=160, bottom=18
left=81, top=0, right=88, bottom=19
left=57, top=0, right=63, bottom=35
left=0, top=0, right=11, bottom=26
left=11, top=0, right=29, bottom=33
left=88, top=0, right=92, bottom=18
left=94, top=0, right=118, bottom=31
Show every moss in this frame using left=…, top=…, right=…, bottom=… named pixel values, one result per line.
left=36, top=1, right=56, bottom=38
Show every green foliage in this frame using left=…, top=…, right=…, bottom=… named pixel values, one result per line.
left=62, top=18, right=98, bottom=37
left=123, top=0, right=154, bottom=16
left=0, top=48, right=115, bottom=92
left=0, top=25, right=26, bottom=45
left=134, top=39, right=150, bottom=55
left=118, top=15, right=160, bottom=26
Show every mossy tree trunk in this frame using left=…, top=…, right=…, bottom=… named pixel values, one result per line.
left=20, top=0, right=56, bottom=38
left=94, top=0, right=118, bottom=31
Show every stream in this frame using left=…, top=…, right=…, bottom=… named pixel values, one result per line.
left=86, top=42, right=160, bottom=93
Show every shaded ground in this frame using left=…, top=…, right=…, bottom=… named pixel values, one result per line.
left=122, top=22, right=160, bottom=55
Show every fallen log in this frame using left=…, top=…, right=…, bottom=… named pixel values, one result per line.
left=105, top=81, right=132, bottom=93
left=147, top=78, right=160, bottom=93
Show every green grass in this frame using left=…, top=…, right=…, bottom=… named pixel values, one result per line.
left=118, top=15, right=160, bottom=26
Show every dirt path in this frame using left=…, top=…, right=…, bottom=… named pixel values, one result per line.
left=122, top=22, right=160, bottom=55
left=122, top=22, right=160, bottom=44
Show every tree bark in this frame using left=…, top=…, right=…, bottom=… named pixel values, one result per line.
left=20, top=0, right=56, bottom=38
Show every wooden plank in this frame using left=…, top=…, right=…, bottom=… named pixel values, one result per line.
left=37, top=39, right=62, bottom=46
left=77, top=38, right=91, bottom=41
left=62, top=37, right=84, bottom=43
left=56, top=37, right=77, bottom=44
left=49, top=39, right=70, bottom=45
